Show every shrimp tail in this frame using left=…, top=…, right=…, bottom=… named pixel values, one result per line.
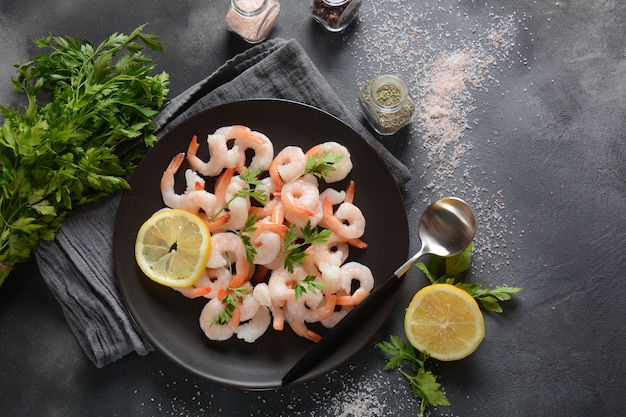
left=348, top=238, right=368, bottom=249
left=207, top=213, right=231, bottom=233
left=345, top=180, right=355, bottom=204
left=187, top=135, right=200, bottom=158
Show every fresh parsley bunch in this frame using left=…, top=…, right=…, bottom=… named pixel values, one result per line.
left=0, top=25, right=169, bottom=287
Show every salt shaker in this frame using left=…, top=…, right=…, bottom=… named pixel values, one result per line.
left=310, top=0, right=363, bottom=32
left=226, top=0, right=280, bottom=44
left=358, top=74, right=416, bottom=135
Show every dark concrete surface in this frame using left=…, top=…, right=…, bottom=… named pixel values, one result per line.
left=1, top=1, right=625, bottom=416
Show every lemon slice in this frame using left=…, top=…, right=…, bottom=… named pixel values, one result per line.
left=404, top=283, right=485, bottom=361
left=135, top=209, right=211, bottom=288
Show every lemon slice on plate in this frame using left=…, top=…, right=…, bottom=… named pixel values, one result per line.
left=404, top=283, right=485, bottom=361
left=135, top=209, right=211, bottom=288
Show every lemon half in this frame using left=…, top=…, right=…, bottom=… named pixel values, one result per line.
left=404, top=283, right=485, bottom=361
left=135, top=209, right=211, bottom=288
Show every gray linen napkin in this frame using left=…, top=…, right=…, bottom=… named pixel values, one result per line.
left=34, top=38, right=411, bottom=367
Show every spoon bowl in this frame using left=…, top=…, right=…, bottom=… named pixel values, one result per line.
left=395, top=197, right=476, bottom=277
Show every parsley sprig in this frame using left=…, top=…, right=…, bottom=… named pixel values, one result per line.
left=377, top=336, right=449, bottom=417
left=212, top=286, right=252, bottom=326
left=300, top=151, right=343, bottom=179
left=294, top=275, right=326, bottom=299
left=416, top=243, right=522, bottom=313
left=209, top=168, right=268, bottom=222
left=0, top=25, right=169, bottom=286
left=234, top=215, right=258, bottom=264
left=280, top=221, right=331, bottom=273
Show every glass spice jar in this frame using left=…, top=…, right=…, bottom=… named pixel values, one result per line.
left=310, top=0, right=363, bottom=32
left=226, top=0, right=280, bottom=44
left=358, top=74, right=416, bottom=135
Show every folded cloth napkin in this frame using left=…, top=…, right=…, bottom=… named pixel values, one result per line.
left=34, top=38, right=411, bottom=368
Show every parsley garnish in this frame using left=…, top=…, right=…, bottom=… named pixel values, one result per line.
left=233, top=215, right=258, bottom=264
left=294, top=275, right=326, bottom=299
left=416, top=242, right=522, bottom=313
left=212, top=286, right=252, bottom=326
left=377, top=336, right=449, bottom=417
left=209, top=168, right=268, bottom=222
left=238, top=168, right=268, bottom=205
left=301, top=151, right=343, bottom=179
left=280, top=221, right=331, bottom=273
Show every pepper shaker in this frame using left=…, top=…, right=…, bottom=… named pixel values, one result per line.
left=358, top=74, right=416, bottom=135
left=310, top=0, right=363, bottom=32
left=226, top=0, right=280, bottom=44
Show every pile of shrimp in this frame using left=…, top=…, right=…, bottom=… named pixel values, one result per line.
left=158, top=125, right=373, bottom=343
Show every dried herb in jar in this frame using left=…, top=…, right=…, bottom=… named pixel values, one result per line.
left=358, top=75, right=416, bottom=135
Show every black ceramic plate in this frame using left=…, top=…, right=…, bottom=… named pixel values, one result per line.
left=114, top=99, right=409, bottom=389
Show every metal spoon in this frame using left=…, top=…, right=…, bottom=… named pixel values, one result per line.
left=282, top=197, right=477, bottom=386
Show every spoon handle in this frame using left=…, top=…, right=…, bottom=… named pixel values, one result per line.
left=281, top=271, right=405, bottom=386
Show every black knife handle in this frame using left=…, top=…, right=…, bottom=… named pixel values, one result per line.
left=281, top=272, right=404, bottom=385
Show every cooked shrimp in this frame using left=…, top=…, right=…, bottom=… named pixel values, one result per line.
left=322, top=197, right=366, bottom=241
left=302, top=254, right=341, bottom=294
left=321, top=304, right=354, bottom=328
left=264, top=255, right=288, bottom=272
left=161, top=153, right=217, bottom=215
left=184, top=168, right=206, bottom=193
left=248, top=196, right=281, bottom=220
left=286, top=201, right=324, bottom=230
left=344, top=180, right=355, bottom=204
left=267, top=267, right=299, bottom=304
left=236, top=305, right=271, bottom=343
left=279, top=177, right=323, bottom=228
left=255, top=176, right=278, bottom=201
left=214, top=125, right=264, bottom=171
left=305, top=141, right=352, bottom=183
left=187, top=134, right=228, bottom=177
left=269, top=146, right=307, bottom=187
left=249, top=220, right=287, bottom=265
left=199, top=297, right=238, bottom=341
left=253, top=282, right=285, bottom=331
left=199, top=126, right=260, bottom=171
left=285, top=291, right=337, bottom=323
left=211, top=169, right=250, bottom=230
left=225, top=196, right=250, bottom=231
left=213, top=167, right=234, bottom=209
left=214, top=172, right=250, bottom=231
left=175, top=285, right=212, bottom=299
left=206, top=232, right=251, bottom=288
left=280, top=179, right=319, bottom=217
left=204, top=213, right=231, bottom=234
left=284, top=309, right=322, bottom=342
left=230, top=128, right=274, bottom=172
left=336, top=262, right=374, bottom=306
left=221, top=174, right=251, bottom=230
left=238, top=291, right=261, bottom=322
left=302, top=233, right=349, bottom=294
left=319, top=187, right=346, bottom=205
left=252, top=282, right=272, bottom=307
left=198, top=267, right=231, bottom=299
left=160, top=152, right=187, bottom=197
